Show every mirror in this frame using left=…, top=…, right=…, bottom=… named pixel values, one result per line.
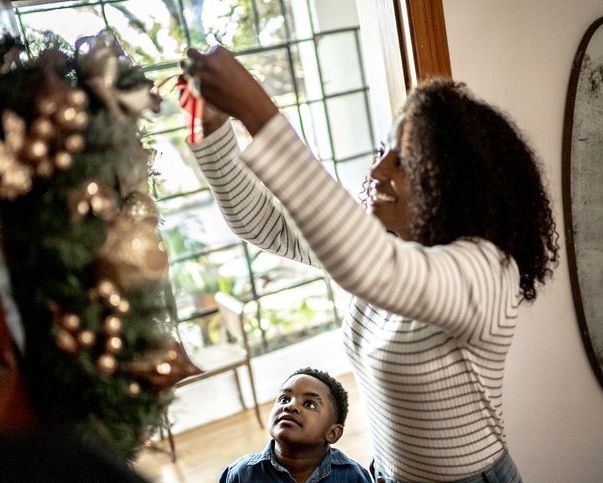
left=562, top=17, right=603, bottom=388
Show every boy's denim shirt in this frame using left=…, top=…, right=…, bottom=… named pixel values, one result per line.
left=219, top=440, right=372, bottom=482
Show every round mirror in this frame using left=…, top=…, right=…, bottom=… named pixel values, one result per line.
left=562, top=17, right=603, bottom=388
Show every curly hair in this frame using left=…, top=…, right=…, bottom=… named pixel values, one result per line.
left=364, top=79, right=559, bottom=301
left=288, top=367, right=349, bottom=425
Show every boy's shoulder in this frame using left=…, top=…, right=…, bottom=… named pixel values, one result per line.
left=322, top=447, right=372, bottom=482
left=219, top=442, right=278, bottom=483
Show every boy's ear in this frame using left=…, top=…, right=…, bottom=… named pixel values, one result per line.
left=326, top=423, right=344, bottom=444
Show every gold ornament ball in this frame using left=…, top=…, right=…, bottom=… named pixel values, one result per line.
left=106, top=336, right=123, bottom=353
left=72, top=111, right=88, bottom=129
left=127, top=381, right=141, bottom=397
left=97, top=279, right=118, bottom=299
left=54, top=151, right=73, bottom=170
left=97, top=353, right=117, bottom=376
left=31, top=117, right=55, bottom=139
left=104, top=315, right=123, bottom=336
left=76, top=200, right=90, bottom=216
left=37, top=98, right=58, bottom=116
left=62, top=313, right=80, bottom=331
left=118, top=299, right=130, bottom=314
left=24, top=139, right=48, bottom=161
left=56, top=105, right=77, bottom=126
left=98, top=219, right=169, bottom=289
left=122, top=191, right=159, bottom=224
left=56, top=330, right=77, bottom=353
left=155, top=362, right=172, bottom=375
left=78, top=330, right=96, bottom=348
left=66, top=89, right=88, bottom=109
left=88, top=185, right=119, bottom=221
left=108, top=293, right=122, bottom=308
left=64, top=133, right=84, bottom=153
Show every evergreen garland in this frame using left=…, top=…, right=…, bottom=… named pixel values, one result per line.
left=0, top=31, right=195, bottom=458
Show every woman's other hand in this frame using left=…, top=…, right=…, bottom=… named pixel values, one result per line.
left=186, top=46, right=279, bottom=136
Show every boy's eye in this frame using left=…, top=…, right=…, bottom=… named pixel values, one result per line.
left=278, top=395, right=289, bottom=404
left=304, top=400, right=318, bottom=409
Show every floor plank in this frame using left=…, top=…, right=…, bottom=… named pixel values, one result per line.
left=135, top=372, right=371, bottom=482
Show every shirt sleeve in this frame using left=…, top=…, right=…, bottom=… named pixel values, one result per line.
left=190, top=120, right=318, bottom=267
left=239, top=114, right=521, bottom=347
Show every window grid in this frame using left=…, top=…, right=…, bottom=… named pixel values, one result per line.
left=14, top=0, right=373, bottom=353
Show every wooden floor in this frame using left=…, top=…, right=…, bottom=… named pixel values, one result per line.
left=134, top=372, right=372, bottom=483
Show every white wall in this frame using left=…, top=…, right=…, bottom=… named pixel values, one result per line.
left=442, top=2, right=603, bottom=482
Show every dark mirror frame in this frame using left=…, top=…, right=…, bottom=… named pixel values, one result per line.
left=562, top=16, right=603, bottom=389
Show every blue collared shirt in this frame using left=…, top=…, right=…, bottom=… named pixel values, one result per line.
left=219, top=440, right=372, bottom=482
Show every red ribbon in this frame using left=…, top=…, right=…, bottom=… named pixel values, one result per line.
left=156, top=74, right=203, bottom=144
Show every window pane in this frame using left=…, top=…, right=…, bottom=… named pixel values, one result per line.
left=283, top=0, right=312, bottom=39
left=251, top=279, right=336, bottom=353
left=291, top=40, right=321, bottom=102
left=317, top=31, right=363, bottom=96
left=256, top=0, right=287, bottom=46
left=159, top=192, right=239, bottom=259
left=103, top=0, right=187, bottom=66
left=335, top=154, right=371, bottom=199
left=149, top=131, right=206, bottom=200
left=299, top=101, right=331, bottom=160
left=18, top=3, right=106, bottom=56
left=182, top=0, right=259, bottom=51
left=237, top=47, right=295, bottom=106
left=310, top=0, right=359, bottom=33
left=169, top=244, right=246, bottom=319
left=326, top=92, right=372, bottom=160
left=143, top=66, right=188, bottom=135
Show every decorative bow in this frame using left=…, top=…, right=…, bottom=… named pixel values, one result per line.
left=75, top=30, right=159, bottom=118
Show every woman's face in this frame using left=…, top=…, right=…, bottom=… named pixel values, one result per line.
left=366, top=118, right=414, bottom=239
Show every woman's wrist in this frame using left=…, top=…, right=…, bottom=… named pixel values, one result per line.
left=241, top=102, right=279, bottom=137
left=202, top=113, right=229, bottom=136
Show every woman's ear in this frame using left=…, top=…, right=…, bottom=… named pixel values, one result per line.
left=325, top=423, right=344, bottom=444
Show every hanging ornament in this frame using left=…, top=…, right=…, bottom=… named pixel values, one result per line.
left=68, top=181, right=120, bottom=221
left=127, top=381, right=141, bottom=397
left=121, top=191, right=160, bottom=225
left=97, top=218, right=168, bottom=289
left=124, top=338, right=202, bottom=392
left=61, top=313, right=80, bottom=332
left=77, top=330, right=96, bottom=348
left=104, top=315, right=122, bottom=336
left=55, top=329, right=77, bottom=354
left=97, top=353, right=117, bottom=376
left=0, top=111, right=32, bottom=199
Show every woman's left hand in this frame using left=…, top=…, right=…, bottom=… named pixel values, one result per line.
left=185, top=46, right=279, bottom=136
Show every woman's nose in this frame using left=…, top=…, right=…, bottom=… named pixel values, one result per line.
left=370, top=151, right=395, bottom=181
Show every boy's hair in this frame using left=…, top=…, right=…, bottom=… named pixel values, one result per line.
left=288, top=367, right=348, bottom=425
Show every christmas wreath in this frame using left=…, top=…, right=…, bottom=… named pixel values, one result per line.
left=0, top=31, right=198, bottom=458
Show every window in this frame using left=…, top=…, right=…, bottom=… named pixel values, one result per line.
left=13, top=0, right=375, bottom=356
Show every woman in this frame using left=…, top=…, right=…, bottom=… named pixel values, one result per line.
left=185, top=46, right=558, bottom=482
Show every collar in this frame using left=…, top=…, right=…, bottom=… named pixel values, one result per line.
left=247, top=440, right=357, bottom=481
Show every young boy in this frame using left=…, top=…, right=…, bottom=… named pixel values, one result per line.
left=219, top=367, right=371, bottom=483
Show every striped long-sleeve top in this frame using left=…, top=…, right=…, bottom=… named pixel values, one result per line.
left=191, top=114, right=521, bottom=482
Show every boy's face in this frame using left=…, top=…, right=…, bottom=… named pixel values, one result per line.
left=268, top=374, right=343, bottom=448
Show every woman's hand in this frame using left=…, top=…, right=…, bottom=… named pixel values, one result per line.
left=186, top=46, right=279, bottom=136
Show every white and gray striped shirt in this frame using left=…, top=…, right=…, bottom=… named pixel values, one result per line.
left=191, top=114, right=521, bottom=482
